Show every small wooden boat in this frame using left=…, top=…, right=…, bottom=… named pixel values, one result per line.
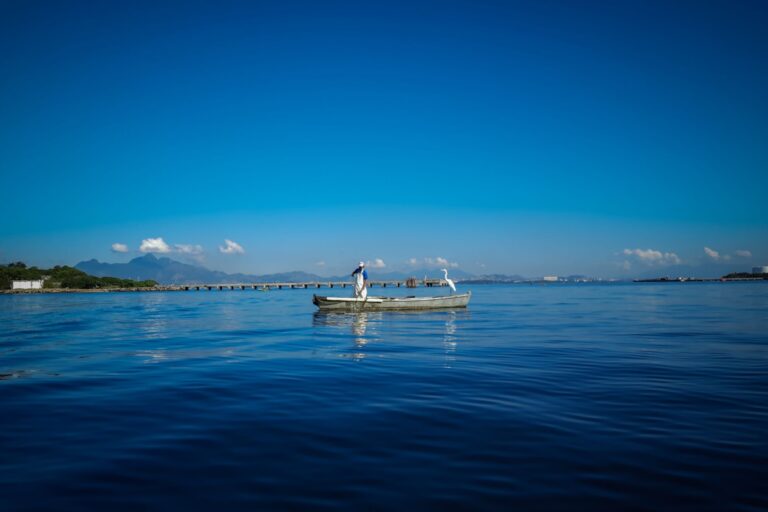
left=312, top=292, right=471, bottom=311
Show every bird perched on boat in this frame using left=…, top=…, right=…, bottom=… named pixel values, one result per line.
left=441, top=268, right=457, bottom=294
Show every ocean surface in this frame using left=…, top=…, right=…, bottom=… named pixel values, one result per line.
left=1, top=283, right=767, bottom=511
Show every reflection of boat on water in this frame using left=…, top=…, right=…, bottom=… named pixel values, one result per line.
left=312, top=292, right=471, bottom=312
left=443, top=310, right=457, bottom=368
left=313, top=311, right=381, bottom=338
left=313, top=311, right=378, bottom=327
left=313, top=311, right=380, bottom=360
left=313, top=309, right=469, bottom=364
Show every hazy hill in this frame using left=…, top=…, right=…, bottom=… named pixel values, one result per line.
left=75, top=255, right=484, bottom=285
left=76, top=255, right=326, bottom=285
left=77, top=255, right=226, bottom=284
left=461, top=273, right=528, bottom=283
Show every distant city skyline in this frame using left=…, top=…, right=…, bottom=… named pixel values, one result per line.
left=2, top=1, right=767, bottom=278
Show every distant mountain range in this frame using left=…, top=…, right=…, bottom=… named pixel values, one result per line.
left=460, top=273, right=528, bottom=283
left=72, top=254, right=755, bottom=284
left=75, top=255, right=327, bottom=285
left=75, top=255, right=487, bottom=285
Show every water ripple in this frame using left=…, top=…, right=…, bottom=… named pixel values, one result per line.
left=1, top=284, right=767, bottom=510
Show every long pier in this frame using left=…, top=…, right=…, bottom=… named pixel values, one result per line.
left=158, top=279, right=448, bottom=291
left=3, top=279, right=449, bottom=294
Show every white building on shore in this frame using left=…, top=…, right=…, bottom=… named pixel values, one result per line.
left=11, top=280, right=44, bottom=290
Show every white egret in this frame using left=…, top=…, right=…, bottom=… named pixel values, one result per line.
left=441, top=268, right=457, bottom=294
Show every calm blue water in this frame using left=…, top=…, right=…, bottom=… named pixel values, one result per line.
left=1, top=283, right=767, bottom=511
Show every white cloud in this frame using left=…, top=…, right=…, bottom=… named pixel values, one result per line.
left=704, top=247, right=720, bottom=261
left=140, top=237, right=171, bottom=253
left=423, top=256, right=459, bottom=268
left=704, top=247, right=753, bottom=262
left=175, top=244, right=204, bottom=255
left=111, top=243, right=129, bottom=253
left=622, top=260, right=632, bottom=270
left=175, top=244, right=206, bottom=263
left=315, top=261, right=326, bottom=267
left=219, top=239, right=245, bottom=254
left=622, top=248, right=681, bottom=266
left=367, top=258, right=386, bottom=268
left=407, top=258, right=419, bottom=266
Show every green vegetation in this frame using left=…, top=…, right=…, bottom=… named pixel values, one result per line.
left=722, top=272, right=768, bottom=279
left=0, top=262, right=157, bottom=290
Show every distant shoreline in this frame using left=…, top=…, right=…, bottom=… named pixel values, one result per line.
left=3, top=278, right=767, bottom=295
left=633, top=277, right=767, bottom=283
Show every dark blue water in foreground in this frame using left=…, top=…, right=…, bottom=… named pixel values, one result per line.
left=1, top=283, right=767, bottom=511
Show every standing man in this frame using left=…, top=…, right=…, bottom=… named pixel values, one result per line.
left=351, top=261, right=368, bottom=299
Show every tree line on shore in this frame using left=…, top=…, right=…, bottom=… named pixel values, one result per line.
left=0, top=262, right=157, bottom=290
left=722, top=272, right=768, bottom=279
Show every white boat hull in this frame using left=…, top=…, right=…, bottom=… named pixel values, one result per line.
left=312, top=292, right=471, bottom=311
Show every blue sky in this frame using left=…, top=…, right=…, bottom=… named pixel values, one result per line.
left=1, top=0, right=767, bottom=277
